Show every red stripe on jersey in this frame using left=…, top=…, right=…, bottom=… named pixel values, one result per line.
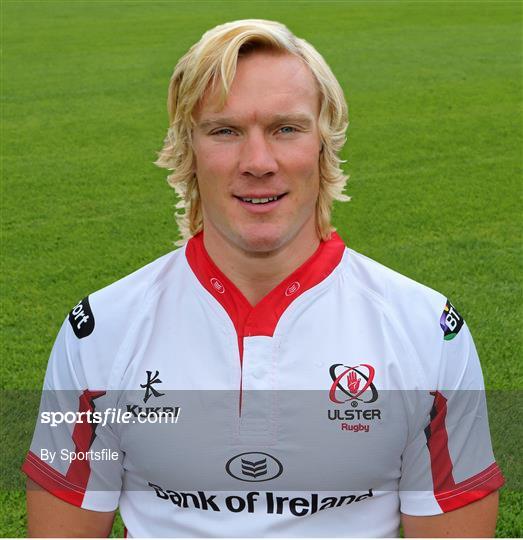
left=22, top=450, right=85, bottom=507
left=186, top=231, right=346, bottom=343
left=435, top=462, right=504, bottom=511
left=426, top=391, right=504, bottom=512
left=65, top=390, right=106, bottom=488
left=426, top=391, right=454, bottom=493
left=22, top=389, right=106, bottom=507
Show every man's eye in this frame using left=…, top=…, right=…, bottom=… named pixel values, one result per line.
left=279, top=126, right=297, bottom=134
left=212, top=128, right=235, bottom=136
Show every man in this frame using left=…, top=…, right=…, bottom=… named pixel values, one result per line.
left=24, top=19, right=503, bottom=537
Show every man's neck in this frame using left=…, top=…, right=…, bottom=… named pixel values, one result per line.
left=202, top=228, right=321, bottom=306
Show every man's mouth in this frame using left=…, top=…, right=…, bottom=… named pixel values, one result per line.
left=235, top=194, right=286, bottom=205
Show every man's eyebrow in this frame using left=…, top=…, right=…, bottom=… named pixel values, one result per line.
left=197, top=114, right=314, bottom=130
left=197, top=117, right=240, bottom=130
left=270, top=113, right=314, bottom=126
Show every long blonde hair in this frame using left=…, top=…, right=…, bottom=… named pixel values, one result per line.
left=155, top=19, right=349, bottom=242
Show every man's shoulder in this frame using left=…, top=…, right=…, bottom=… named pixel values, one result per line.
left=343, top=247, right=446, bottom=310
left=87, top=246, right=185, bottom=318
left=341, top=247, right=453, bottom=347
left=340, top=247, right=471, bottom=385
left=62, top=246, right=187, bottom=366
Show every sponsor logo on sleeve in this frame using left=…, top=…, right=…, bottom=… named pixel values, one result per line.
left=68, top=297, right=95, bottom=338
left=440, top=299, right=464, bottom=341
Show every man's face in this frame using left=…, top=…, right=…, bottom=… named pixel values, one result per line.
left=192, top=50, right=322, bottom=255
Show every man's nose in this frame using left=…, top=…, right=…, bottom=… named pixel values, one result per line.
left=239, top=130, right=278, bottom=178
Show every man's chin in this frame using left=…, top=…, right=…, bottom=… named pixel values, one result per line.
left=234, top=230, right=289, bottom=256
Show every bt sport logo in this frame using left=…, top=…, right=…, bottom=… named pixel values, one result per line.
left=440, top=299, right=464, bottom=341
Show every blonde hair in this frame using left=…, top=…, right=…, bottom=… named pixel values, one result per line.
left=155, top=19, right=349, bottom=242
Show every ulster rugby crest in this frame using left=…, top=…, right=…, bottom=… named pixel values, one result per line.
left=328, top=364, right=381, bottom=432
left=329, top=364, right=378, bottom=404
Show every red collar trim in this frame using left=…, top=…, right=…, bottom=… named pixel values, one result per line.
left=185, top=232, right=346, bottom=339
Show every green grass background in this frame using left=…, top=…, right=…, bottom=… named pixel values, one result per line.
left=1, top=0, right=521, bottom=536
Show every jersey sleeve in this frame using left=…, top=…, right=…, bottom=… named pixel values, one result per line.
left=399, top=300, right=504, bottom=516
left=22, top=307, right=123, bottom=511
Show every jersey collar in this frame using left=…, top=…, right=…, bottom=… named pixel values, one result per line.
left=185, top=231, right=346, bottom=339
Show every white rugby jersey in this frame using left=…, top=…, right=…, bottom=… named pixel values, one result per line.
left=23, top=232, right=504, bottom=537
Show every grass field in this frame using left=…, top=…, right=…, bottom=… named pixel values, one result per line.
left=1, top=0, right=522, bottom=536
